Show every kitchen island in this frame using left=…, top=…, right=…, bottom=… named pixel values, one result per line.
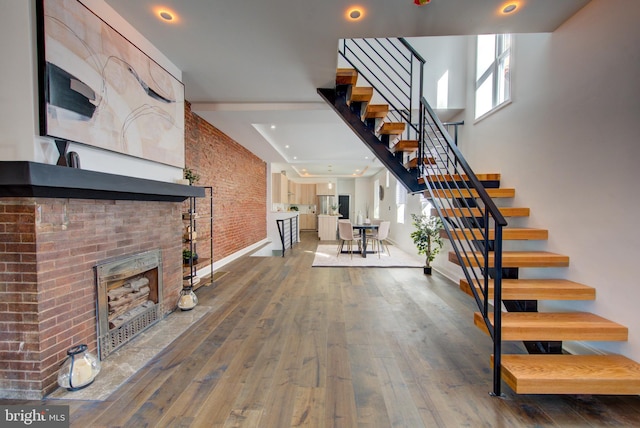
left=317, top=215, right=338, bottom=241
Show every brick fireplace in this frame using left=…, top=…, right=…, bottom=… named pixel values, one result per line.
left=0, top=162, right=203, bottom=399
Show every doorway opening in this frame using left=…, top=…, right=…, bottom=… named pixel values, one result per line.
left=338, top=194, right=351, bottom=219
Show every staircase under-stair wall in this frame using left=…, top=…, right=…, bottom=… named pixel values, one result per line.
left=318, top=40, right=640, bottom=396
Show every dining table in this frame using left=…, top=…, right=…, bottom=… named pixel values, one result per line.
left=351, top=223, right=379, bottom=258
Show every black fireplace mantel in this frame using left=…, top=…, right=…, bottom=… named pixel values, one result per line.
left=0, top=161, right=204, bottom=202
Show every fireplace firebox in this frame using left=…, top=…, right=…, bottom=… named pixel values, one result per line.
left=94, top=249, right=164, bottom=360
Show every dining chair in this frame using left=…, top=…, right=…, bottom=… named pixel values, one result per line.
left=372, top=221, right=390, bottom=257
left=337, top=220, right=356, bottom=258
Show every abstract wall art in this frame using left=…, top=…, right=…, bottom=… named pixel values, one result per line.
left=37, top=0, right=185, bottom=167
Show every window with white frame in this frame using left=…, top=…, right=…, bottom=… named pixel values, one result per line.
left=373, top=178, right=380, bottom=219
left=396, top=181, right=406, bottom=224
left=475, top=34, right=511, bottom=119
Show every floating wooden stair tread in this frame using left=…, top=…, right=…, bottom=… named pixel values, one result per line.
left=460, top=278, right=596, bottom=301
left=433, top=207, right=530, bottom=218
left=378, top=122, right=405, bottom=135
left=475, top=312, right=628, bottom=341
left=449, top=251, right=570, bottom=268
left=405, top=157, right=435, bottom=169
left=497, top=354, right=640, bottom=395
left=429, top=188, right=515, bottom=199
left=443, top=227, right=548, bottom=241
left=336, top=68, right=358, bottom=86
left=362, top=104, right=389, bottom=120
left=390, top=140, right=419, bottom=153
left=348, top=87, right=373, bottom=104
left=419, top=173, right=501, bottom=185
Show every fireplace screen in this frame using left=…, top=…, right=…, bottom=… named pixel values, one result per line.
left=94, top=249, right=163, bottom=360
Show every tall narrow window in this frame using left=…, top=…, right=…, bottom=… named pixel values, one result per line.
left=475, top=34, right=511, bottom=119
left=373, top=179, right=380, bottom=219
left=396, top=181, right=406, bottom=224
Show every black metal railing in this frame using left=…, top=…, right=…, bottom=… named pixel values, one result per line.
left=276, top=216, right=299, bottom=257
left=339, top=37, right=507, bottom=396
left=339, top=38, right=423, bottom=141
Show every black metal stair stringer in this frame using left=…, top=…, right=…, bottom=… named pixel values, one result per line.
left=317, top=87, right=424, bottom=194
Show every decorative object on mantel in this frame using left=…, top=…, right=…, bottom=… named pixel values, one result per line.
left=55, top=139, right=81, bottom=168
left=55, top=139, right=69, bottom=166
left=68, top=151, right=80, bottom=168
left=410, top=213, right=444, bottom=275
left=183, top=167, right=200, bottom=185
left=37, top=0, right=185, bottom=168
left=57, top=344, right=101, bottom=391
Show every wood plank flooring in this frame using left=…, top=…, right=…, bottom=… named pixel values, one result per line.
left=3, top=231, right=640, bottom=427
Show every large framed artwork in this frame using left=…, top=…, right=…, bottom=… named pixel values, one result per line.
left=36, top=0, right=185, bottom=168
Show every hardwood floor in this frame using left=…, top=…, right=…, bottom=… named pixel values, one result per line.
left=3, top=231, right=640, bottom=427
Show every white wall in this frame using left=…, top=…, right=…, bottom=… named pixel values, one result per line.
left=0, top=0, right=184, bottom=183
left=457, top=0, right=640, bottom=360
left=406, top=36, right=469, bottom=109
left=0, top=1, right=39, bottom=162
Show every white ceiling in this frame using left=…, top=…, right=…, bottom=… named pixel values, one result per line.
left=104, top=0, right=591, bottom=179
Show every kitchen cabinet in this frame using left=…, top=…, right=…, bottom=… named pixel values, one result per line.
left=272, top=173, right=289, bottom=204
left=300, top=184, right=316, bottom=205
left=316, top=183, right=333, bottom=196
left=288, top=181, right=300, bottom=204
left=317, top=215, right=337, bottom=240
left=300, top=213, right=317, bottom=230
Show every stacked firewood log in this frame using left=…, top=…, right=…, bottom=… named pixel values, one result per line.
left=107, top=276, right=154, bottom=329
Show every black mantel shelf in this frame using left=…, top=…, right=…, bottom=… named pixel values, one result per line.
left=0, top=161, right=205, bottom=202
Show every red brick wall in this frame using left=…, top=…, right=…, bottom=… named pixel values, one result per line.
left=0, top=203, right=38, bottom=398
left=184, top=102, right=267, bottom=262
left=0, top=199, right=182, bottom=399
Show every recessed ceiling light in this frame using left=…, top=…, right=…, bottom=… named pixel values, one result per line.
left=285, top=145, right=289, bottom=149
left=154, top=7, right=179, bottom=23
left=270, top=124, right=276, bottom=129
left=364, top=156, right=369, bottom=160
left=500, top=2, right=519, bottom=14
left=346, top=7, right=364, bottom=21
left=293, top=156, right=297, bottom=160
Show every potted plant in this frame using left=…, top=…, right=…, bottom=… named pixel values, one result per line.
left=410, top=213, right=444, bottom=275
left=183, top=167, right=200, bottom=185
left=183, top=249, right=199, bottom=265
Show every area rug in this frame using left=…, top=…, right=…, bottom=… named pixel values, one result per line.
left=312, top=244, right=423, bottom=268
